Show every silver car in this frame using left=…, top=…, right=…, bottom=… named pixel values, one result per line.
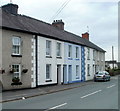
left=94, top=71, right=110, bottom=82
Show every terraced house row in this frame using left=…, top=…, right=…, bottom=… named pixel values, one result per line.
left=0, top=4, right=105, bottom=90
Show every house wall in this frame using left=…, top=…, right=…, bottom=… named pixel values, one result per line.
left=85, top=47, right=105, bottom=81
left=85, top=47, right=95, bottom=80
left=2, top=29, right=33, bottom=90
left=95, top=51, right=105, bottom=72
left=37, top=36, right=64, bottom=85
left=64, top=42, right=82, bottom=84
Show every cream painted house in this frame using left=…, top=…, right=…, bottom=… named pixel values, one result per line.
left=85, top=47, right=105, bottom=81
left=1, top=29, right=35, bottom=90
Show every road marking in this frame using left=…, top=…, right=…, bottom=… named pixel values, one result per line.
left=107, top=84, right=116, bottom=89
left=81, top=90, right=102, bottom=99
left=45, top=103, right=67, bottom=111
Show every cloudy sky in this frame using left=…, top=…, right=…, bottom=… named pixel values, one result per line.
left=1, top=0, right=118, bottom=61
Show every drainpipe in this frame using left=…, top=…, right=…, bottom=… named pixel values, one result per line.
left=35, top=35, right=38, bottom=87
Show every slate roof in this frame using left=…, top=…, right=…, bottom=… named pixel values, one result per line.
left=0, top=8, right=105, bottom=52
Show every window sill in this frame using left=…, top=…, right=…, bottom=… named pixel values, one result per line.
left=68, top=58, right=73, bottom=60
left=76, top=77, right=80, bottom=79
left=46, top=56, right=52, bottom=58
left=56, top=56, right=62, bottom=59
left=46, top=80, right=52, bottom=82
left=75, top=58, right=80, bottom=60
left=11, top=55, right=22, bottom=57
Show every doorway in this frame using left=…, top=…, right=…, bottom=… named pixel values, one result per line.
left=68, top=65, right=72, bottom=83
left=57, top=65, right=61, bottom=84
left=63, top=65, right=67, bottom=84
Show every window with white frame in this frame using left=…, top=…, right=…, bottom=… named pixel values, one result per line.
left=12, top=37, right=21, bottom=55
left=87, top=48, right=90, bottom=60
left=76, top=65, right=79, bottom=77
left=12, top=64, right=21, bottom=78
left=46, top=64, right=51, bottom=80
left=56, top=42, right=61, bottom=57
left=46, top=40, right=51, bottom=56
left=87, top=64, right=90, bottom=76
left=76, top=47, right=79, bottom=58
left=68, top=45, right=72, bottom=58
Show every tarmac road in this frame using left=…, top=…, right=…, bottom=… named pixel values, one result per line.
left=2, top=76, right=119, bottom=110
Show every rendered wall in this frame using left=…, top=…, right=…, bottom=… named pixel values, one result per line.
left=2, top=29, right=33, bottom=90
left=37, top=36, right=64, bottom=85
left=64, top=42, right=82, bottom=83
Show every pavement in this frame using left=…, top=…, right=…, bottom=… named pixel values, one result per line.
left=1, top=80, right=95, bottom=103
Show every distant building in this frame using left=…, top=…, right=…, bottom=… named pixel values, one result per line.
left=0, top=3, right=105, bottom=90
left=105, top=60, right=118, bottom=70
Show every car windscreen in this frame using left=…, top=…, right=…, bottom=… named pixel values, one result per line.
left=97, top=72, right=105, bottom=75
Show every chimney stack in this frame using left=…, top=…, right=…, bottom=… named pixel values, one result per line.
left=82, top=32, right=89, bottom=40
left=52, top=20, right=64, bottom=30
left=2, top=3, right=19, bottom=15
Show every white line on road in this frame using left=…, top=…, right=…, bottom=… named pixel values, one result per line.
left=107, top=84, right=116, bottom=89
left=81, top=90, right=102, bottom=99
left=45, top=103, right=67, bottom=111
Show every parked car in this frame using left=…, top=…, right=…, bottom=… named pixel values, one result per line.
left=94, top=71, right=110, bottom=82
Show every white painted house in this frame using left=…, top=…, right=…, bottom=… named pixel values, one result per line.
left=36, top=36, right=64, bottom=86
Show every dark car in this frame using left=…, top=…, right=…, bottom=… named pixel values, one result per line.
left=94, top=71, right=110, bottom=82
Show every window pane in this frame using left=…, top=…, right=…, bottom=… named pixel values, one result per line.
left=76, top=47, right=79, bottom=58
left=68, top=45, right=72, bottom=57
left=87, top=64, right=90, bottom=76
left=87, top=48, right=90, bottom=60
left=13, top=37, right=20, bottom=45
left=57, top=43, right=61, bottom=56
left=12, top=46, right=20, bottom=54
left=12, top=37, right=21, bottom=55
left=46, top=41, right=51, bottom=56
left=46, top=64, right=51, bottom=79
left=12, top=65, right=20, bottom=78
left=76, top=65, right=79, bottom=76
left=14, top=73, right=19, bottom=77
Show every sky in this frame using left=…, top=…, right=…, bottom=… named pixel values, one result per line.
left=1, top=0, right=119, bottom=61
